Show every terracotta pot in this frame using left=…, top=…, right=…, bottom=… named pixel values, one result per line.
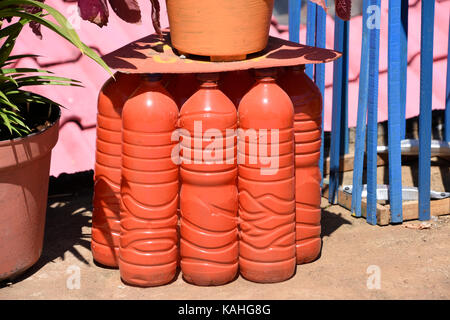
left=166, top=0, right=275, bottom=61
left=0, top=106, right=60, bottom=281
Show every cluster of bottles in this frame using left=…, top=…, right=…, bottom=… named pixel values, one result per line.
left=92, top=66, right=323, bottom=287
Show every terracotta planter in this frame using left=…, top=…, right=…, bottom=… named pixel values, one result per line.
left=166, top=0, right=275, bottom=61
left=0, top=106, right=60, bottom=281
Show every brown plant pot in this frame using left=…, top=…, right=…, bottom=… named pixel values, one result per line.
left=0, top=106, right=60, bottom=281
left=166, top=0, right=275, bottom=61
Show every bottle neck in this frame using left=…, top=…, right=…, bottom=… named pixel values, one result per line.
left=254, top=68, right=277, bottom=82
left=255, top=76, right=276, bottom=83
left=289, top=65, right=306, bottom=74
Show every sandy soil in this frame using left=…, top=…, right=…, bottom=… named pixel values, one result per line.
left=0, top=171, right=449, bottom=300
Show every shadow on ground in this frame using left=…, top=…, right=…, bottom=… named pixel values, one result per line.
left=307, top=205, right=353, bottom=263
left=0, top=171, right=94, bottom=288
left=1, top=170, right=355, bottom=288
left=321, top=207, right=352, bottom=238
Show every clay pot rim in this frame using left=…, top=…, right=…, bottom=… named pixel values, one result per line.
left=0, top=105, right=61, bottom=146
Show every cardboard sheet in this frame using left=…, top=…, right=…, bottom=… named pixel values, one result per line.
left=103, top=31, right=342, bottom=74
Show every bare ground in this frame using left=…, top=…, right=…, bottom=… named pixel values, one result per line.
left=0, top=171, right=449, bottom=300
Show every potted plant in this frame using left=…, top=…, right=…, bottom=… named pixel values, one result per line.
left=165, top=0, right=275, bottom=61
left=0, top=0, right=110, bottom=281
left=164, top=0, right=352, bottom=59
left=78, top=0, right=351, bottom=62
left=78, top=0, right=275, bottom=61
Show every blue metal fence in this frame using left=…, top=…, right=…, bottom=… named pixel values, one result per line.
left=387, top=0, right=404, bottom=223
left=418, top=0, right=436, bottom=221
left=288, top=0, right=448, bottom=225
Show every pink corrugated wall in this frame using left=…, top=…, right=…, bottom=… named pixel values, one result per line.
left=10, top=0, right=450, bottom=176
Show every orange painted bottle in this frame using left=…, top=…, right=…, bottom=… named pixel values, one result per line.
left=219, top=70, right=254, bottom=108
left=238, top=68, right=296, bottom=283
left=179, top=73, right=239, bottom=286
left=279, top=65, right=322, bottom=264
left=166, top=73, right=199, bottom=108
left=92, top=72, right=141, bottom=267
left=119, top=74, right=179, bottom=286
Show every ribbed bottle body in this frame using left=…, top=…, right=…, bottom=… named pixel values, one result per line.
left=119, top=76, right=179, bottom=286
left=179, top=75, right=239, bottom=286
left=92, top=72, right=141, bottom=267
left=238, top=70, right=296, bottom=283
left=279, top=66, right=323, bottom=264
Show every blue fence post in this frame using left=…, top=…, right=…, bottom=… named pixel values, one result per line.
left=351, top=0, right=370, bottom=217
left=329, top=17, right=346, bottom=204
left=387, top=0, right=403, bottom=223
left=446, top=17, right=450, bottom=143
left=418, top=0, right=435, bottom=221
left=366, top=0, right=382, bottom=225
left=288, top=0, right=302, bottom=43
left=340, top=20, right=350, bottom=156
left=400, top=0, right=409, bottom=140
left=316, top=0, right=327, bottom=187
left=306, top=1, right=317, bottom=79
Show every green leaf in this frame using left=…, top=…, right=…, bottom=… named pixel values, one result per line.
left=80, top=43, right=113, bottom=76
left=6, top=54, right=40, bottom=62
left=0, top=112, right=13, bottom=134
left=0, top=75, right=18, bottom=86
left=1, top=54, right=41, bottom=68
left=1, top=68, right=54, bottom=75
left=12, top=75, right=83, bottom=88
left=0, top=19, right=28, bottom=38
left=0, top=1, right=112, bottom=75
left=6, top=90, right=64, bottom=108
left=0, top=92, right=20, bottom=110
left=1, top=109, right=29, bottom=130
left=0, top=0, right=83, bottom=48
left=0, top=19, right=27, bottom=65
left=0, top=74, right=83, bottom=92
left=0, top=1, right=114, bottom=138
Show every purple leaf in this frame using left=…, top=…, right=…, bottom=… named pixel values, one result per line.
left=24, top=0, right=45, bottom=38
left=108, top=0, right=142, bottom=24
left=335, top=0, right=352, bottom=21
left=78, top=0, right=110, bottom=27
left=150, top=0, right=162, bottom=38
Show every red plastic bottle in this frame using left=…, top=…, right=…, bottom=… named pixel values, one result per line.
left=279, top=65, right=322, bottom=264
left=219, top=70, right=254, bottom=108
left=238, top=68, right=296, bottom=283
left=166, top=73, right=199, bottom=108
left=119, top=74, right=179, bottom=286
left=179, top=73, right=239, bottom=286
left=92, top=72, right=141, bottom=267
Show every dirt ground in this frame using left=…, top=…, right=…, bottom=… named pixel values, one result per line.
left=0, top=171, right=449, bottom=300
